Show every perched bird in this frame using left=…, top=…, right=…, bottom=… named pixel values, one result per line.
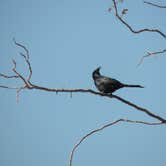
left=92, top=67, right=143, bottom=94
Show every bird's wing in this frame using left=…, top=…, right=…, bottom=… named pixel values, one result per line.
left=101, top=76, right=122, bottom=85
left=101, top=76, right=123, bottom=90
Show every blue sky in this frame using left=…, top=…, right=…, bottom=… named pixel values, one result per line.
left=0, top=0, right=166, bottom=166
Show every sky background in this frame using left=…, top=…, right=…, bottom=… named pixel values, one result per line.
left=0, top=0, right=166, bottom=166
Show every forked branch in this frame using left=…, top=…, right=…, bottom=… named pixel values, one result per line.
left=111, top=0, right=166, bottom=39
left=0, top=40, right=166, bottom=122
left=110, top=0, right=166, bottom=65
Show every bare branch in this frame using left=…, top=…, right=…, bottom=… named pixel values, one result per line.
left=1, top=62, right=166, bottom=122
left=13, top=38, right=30, bottom=59
left=112, top=94, right=166, bottom=122
left=12, top=59, right=29, bottom=86
left=111, top=0, right=166, bottom=39
left=1, top=73, right=165, bottom=122
left=108, top=0, right=124, bottom=12
left=1, top=41, right=166, bottom=122
left=16, top=86, right=26, bottom=103
left=0, top=40, right=33, bottom=103
left=0, top=85, right=19, bottom=89
left=69, top=118, right=164, bottom=166
left=1, top=40, right=166, bottom=166
left=13, top=39, right=32, bottom=81
left=19, top=52, right=32, bottom=81
left=14, top=82, right=166, bottom=123
left=138, top=49, right=166, bottom=66
left=144, top=1, right=166, bottom=8
left=0, top=73, right=19, bottom=79
left=0, top=39, right=34, bottom=95
left=0, top=42, right=166, bottom=120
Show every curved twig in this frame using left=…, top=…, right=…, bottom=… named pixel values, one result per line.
left=137, top=49, right=166, bottom=66
left=69, top=118, right=164, bottom=166
left=0, top=73, right=19, bottom=78
left=111, top=0, right=166, bottom=39
left=13, top=38, right=30, bottom=59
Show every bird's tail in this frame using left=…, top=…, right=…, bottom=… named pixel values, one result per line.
left=123, top=84, right=144, bottom=88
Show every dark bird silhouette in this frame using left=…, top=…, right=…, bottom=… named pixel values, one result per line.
left=92, top=67, right=143, bottom=94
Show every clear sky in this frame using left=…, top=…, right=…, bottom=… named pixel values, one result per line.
left=0, top=0, right=166, bottom=166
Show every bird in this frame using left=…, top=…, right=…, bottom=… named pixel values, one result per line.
left=92, top=67, right=144, bottom=94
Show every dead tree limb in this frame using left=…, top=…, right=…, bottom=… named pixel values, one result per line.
left=110, top=0, right=166, bottom=65
left=111, top=0, right=166, bottom=39
left=69, top=118, right=163, bottom=166
left=0, top=40, right=166, bottom=122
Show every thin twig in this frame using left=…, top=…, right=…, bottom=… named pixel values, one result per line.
left=0, top=85, right=19, bottom=89
left=12, top=59, right=29, bottom=86
left=0, top=73, right=19, bottom=79
left=144, top=1, right=166, bottom=8
left=108, top=0, right=124, bottom=12
left=137, top=49, right=166, bottom=66
left=69, top=118, right=163, bottom=166
left=13, top=38, right=32, bottom=81
left=111, top=0, right=166, bottom=39
left=16, top=86, right=26, bottom=103
left=13, top=38, right=30, bottom=59
left=19, top=52, right=32, bottom=81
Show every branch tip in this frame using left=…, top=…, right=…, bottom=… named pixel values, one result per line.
left=144, top=1, right=166, bottom=8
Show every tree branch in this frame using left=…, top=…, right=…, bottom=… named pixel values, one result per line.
left=0, top=73, right=19, bottom=79
left=111, top=0, right=166, bottom=39
left=1, top=77, right=166, bottom=123
left=27, top=84, right=165, bottom=123
left=138, top=49, right=166, bottom=66
left=1, top=41, right=166, bottom=166
left=13, top=38, right=30, bottom=59
left=13, top=38, right=32, bottom=81
left=0, top=85, right=19, bottom=89
left=144, top=1, right=166, bottom=8
left=112, top=94, right=166, bottom=122
left=69, top=118, right=164, bottom=166
left=0, top=40, right=166, bottom=123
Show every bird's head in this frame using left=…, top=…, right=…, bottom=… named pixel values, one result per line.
left=92, top=66, right=101, bottom=79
